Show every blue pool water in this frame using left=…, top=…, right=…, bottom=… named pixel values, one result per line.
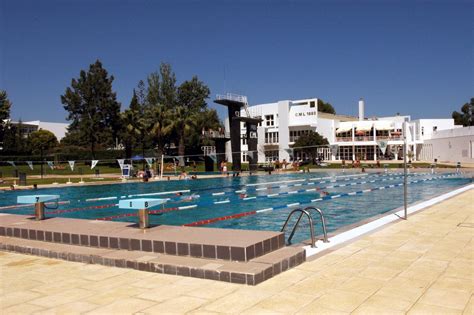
left=0, top=171, right=471, bottom=243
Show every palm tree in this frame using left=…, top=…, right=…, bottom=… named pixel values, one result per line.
left=165, top=77, right=210, bottom=166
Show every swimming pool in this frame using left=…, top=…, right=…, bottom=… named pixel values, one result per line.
left=0, top=170, right=471, bottom=243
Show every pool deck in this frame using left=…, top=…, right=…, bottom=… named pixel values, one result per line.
left=0, top=190, right=472, bottom=314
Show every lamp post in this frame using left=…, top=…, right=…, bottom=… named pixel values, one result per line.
left=40, top=146, right=44, bottom=179
left=402, top=121, right=408, bottom=220
left=40, top=138, right=56, bottom=179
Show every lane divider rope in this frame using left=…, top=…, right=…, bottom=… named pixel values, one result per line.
left=183, top=174, right=455, bottom=227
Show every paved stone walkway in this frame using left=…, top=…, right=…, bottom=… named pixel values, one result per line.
left=1, top=190, right=472, bottom=314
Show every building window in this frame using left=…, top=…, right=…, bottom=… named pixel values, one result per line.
left=421, top=127, right=424, bottom=136
left=242, top=136, right=247, bottom=145
left=310, top=101, right=315, bottom=108
left=290, top=129, right=311, bottom=142
left=242, top=152, right=248, bottom=162
left=433, top=126, right=437, bottom=131
left=265, top=132, right=279, bottom=144
left=265, top=115, right=274, bottom=126
left=264, top=150, right=279, bottom=162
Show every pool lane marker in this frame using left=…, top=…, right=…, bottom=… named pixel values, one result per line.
left=83, top=189, right=191, bottom=203
left=0, top=200, right=70, bottom=211
left=183, top=174, right=455, bottom=227
left=85, top=197, right=117, bottom=202
left=225, top=174, right=413, bottom=203
left=226, top=172, right=427, bottom=197
left=96, top=204, right=199, bottom=220
left=47, top=203, right=116, bottom=215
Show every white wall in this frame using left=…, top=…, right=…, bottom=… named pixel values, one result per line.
left=315, top=118, right=335, bottom=143
left=36, top=122, right=69, bottom=140
left=419, top=126, right=474, bottom=163
left=415, top=119, right=456, bottom=140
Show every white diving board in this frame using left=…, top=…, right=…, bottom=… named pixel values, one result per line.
left=17, top=195, right=60, bottom=204
left=118, top=198, right=167, bottom=210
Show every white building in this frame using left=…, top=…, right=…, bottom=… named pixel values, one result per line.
left=224, top=97, right=473, bottom=164
left=7, top=120, right=69, bottom=140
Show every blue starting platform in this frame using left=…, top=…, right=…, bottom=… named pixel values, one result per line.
left=118, top=198, right=166, bottom=210
left=17, top=195, right=60, bottom=204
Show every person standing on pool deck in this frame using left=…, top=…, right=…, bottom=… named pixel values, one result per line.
left=222, top=160, right=228, bottom=175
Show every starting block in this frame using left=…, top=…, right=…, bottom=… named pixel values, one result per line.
left=118, top=198, right=167, bottom=229
left=17, top=195, right=60, bottom=220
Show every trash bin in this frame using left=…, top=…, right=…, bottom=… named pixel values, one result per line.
left=95, top=169, right=100, bottom=178
left=12, top=169, right=18, bottom=178
left=19, top=172, right=27, bottom=186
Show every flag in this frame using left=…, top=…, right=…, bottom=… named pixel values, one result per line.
left=117, top=159, right=125, bottom=169
left=47, top=161, right=54, bottom=170
left=145, top=158, right=154, bottom=167
left=91, top=160, right=99, bottom=169
left=68, top=161, right=75, bottom=171
left=7, top=161, right=16, bottom=168
left=377, top=140, right=388, bottom=155
left=26, top=161, right=34, bottom=170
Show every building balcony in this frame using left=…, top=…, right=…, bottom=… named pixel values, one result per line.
left=264, top=140, right=279, bottom=145
left=201, top=130, right=230, bottom=139
left=335, top=136, right=353, bottom=142
left=335, top=135, right=404, bottom=142
left=377, top=135, right=402, bottom=141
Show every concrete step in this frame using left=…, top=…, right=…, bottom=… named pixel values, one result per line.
left=0, top=235, right=305, bottom=285
left=0, top=214, right=285, bottom=262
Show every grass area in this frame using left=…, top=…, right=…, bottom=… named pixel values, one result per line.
left=0, top=176, right=122, bottom=188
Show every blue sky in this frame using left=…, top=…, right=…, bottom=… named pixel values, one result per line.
left=1, top=0, right=472, bottom=122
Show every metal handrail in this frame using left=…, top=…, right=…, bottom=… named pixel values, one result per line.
left=281, top=208, right=316, bottom=248
left=304, top=207, right=329, bottom=243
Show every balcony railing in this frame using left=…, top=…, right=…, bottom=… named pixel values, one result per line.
left=201, top=131, right=230, bottom=139
left=335, top=136, right=353, bottom=142
left=377, top=135, right=402, bottom=141
left=335, top=135, right=404, bottom=142
left=264, top=140, right=279, bottom=145
left=215, top=93, right=248, bottom=104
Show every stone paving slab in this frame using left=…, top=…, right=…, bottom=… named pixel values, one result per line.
left=0, top=189, right=472, bottom=314
left=0, top=234, right=305, bottom=285
left=0, top=214, right=285, bottom=262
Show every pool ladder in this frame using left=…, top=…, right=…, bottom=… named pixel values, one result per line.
left=281, top=207, right=329, bottom=248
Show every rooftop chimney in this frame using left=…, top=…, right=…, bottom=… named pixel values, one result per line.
left=358, top=98, right=365, bottom=121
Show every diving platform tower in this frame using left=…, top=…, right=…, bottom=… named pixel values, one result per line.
left=214, top=93, right=262, bottom=172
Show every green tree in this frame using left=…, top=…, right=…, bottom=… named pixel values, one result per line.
left=293, top=131, right=329, bottom=159
left=29, top=130, right=58, bottom=154
left=166, top=76, right=210, bottom=165
left=317, top=99, right=336, bottom=114
left=452, top=98, right=473, bottom=126
left=120, top=89, right=147, bottom=159
left=61, top=60, right=121, bottom=157
left=3, top=120, right=29, bottom=154
left=146, top=64, right=176, bottom=154
left=0, top=90, right=12, bottom=149
left=187, top=108, right=222, bottom=149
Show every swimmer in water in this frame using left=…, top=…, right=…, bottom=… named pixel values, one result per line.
left=239, top=193, right=248, bottom=199
left=177, top=193, right=200, bottom=202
